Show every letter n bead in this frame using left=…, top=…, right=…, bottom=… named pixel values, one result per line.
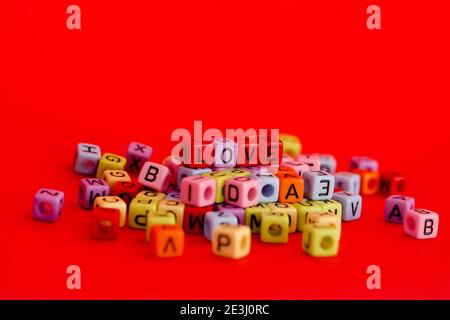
left=138, top=162, right=171, bottom=192
left=224, top=177, right=260, bottom=208
left=150, top=225, right=184, bottom=257
left=180, top=175, right=216, bottom=207
left=212, top=224, right=251, bottom=259
left=32, top=188, right=64, bottom=222
left=384, top=195, right=415, bottom=224
left=404, top=209, right=439, bottom=239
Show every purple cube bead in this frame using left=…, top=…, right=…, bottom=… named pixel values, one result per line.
left=384, top=195, right=415, bottom=224
left=349, top=156, right=379, bottom=172
left=79, top=178, right=110, bottom=210
left=214, top=203, right=245, bottom=224
left=32, top=188, right=64, bottom=222
left=74, top=143, right=101, bottom=175
left=125, top=142, right=153, bottom=174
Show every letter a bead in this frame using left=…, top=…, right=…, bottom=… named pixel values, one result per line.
left=384, top=195, right=415, bottom=224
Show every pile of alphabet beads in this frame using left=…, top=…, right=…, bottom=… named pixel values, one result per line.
left=31, top=134, right=438, bottom=261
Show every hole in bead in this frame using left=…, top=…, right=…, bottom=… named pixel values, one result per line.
left=39, top=201, right=53, bottom=215
left=407, top=217, right=416, bottom=231
left=204, top=186, right=213, bottom=201
left=268, top=223, right=282, bottom=236
left=320, top=236, right=334, bottom=250
left=241, top=235, right=248, bottom=250
left=98, top=220, right=112, bottom=234
left=261, top=184, right=274, bottom=197
left=247, top=187, right=257, bottom=201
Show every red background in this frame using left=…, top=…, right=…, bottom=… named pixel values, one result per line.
left=1, top=0, right=449, bottom=299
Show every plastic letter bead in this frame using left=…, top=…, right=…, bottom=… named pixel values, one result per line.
left=311, top=200, right=343, bottom=219
left=404, top=209, right=439, bottom=239
left=129, top=198, right=159, bottom=229
left=334, top=172, right=361, bottom=194
left=212, top=224, right=251, bottom=259
left=94, top=196, right=127, bottom=227
left=251, top=173, right=279, bottom=203
left=280, top=161, right=310, bottom=176
left=276, top=169, right=304, bottom=203
left=91, top=207, right=120, bottom=240
left=157, top=199, right=185, bottom=227
left=352, top=169, right=380, bottom=195
left=304, top=212, right=341, bottom=237
left=260, top=212, right=289, bottom=243
left=214, top=203, right=245, bottom=225
left=332, top=192, right=363, bottom=222
left=245, top=204, right=271, bottom=233
left=296, top=154, right=321, bottom=171
left=74, top=143, right=101, bottom=175
left=103, top=170, right=131, bottom=188
left=32, top=188, right=64, bottom=222
left=125, top=142, right=152, bottom=174
left=315, top=154, right=337, bottom=174
left=180, top=175, right=216, bottom=207
left=384, top=195, right=415, bottom=224
left=202, top=171, right=233, bottom=203
left=220, top=168, right=251, bottom=177
left=138, top=162, right=171, bottom=192
left=146, top=211, right=176, bottom=242
left=177, top=166, right=212, bottom=188
left=183, top=205, right=213, bottom=234
left=380, top=171, right=406, bottom=195
left=267, top=202, right=297, bottom=233
left=349, top=156, right=379, bottom=172
left=224, top=176, right=260, bottom=208
left=163, top=155, right=183, bottom=185
left=303, top=171, right=335, bottom=200
left=213, top=138, right=238, bottom=168
left=79, top=178, right=109, bottom=210
left=96, top=153, right=127, bottom=178
left=135, top=190, right=166, bottom=201
left=292, top=201, right=323, bottom=232
left=204, top=211, right=238, bottom=241
left=150, top=225, right=185, bottom=257
left=110, top=181, right=141, bottom=206
left=303, top=224, right=339, bottom=257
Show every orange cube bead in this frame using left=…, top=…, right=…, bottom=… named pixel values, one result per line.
left=352, top=169, right=380, bottom=195
left=276, top=169, right=304, bottom=203
left=150, top=225, right=185, bottom=258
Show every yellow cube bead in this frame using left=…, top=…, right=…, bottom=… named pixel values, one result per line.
left=279, top=134, right=302, bottom=158
left=245, top=204, right=271, bottom=233
left=311, top=200, right=343, bottom=220
left=221, top=168, right=251, bottom=177
left=103, top=170, right=131, bottom=188
left=212, top=224, right=251, bottom=259
left=146, top=211, right=176, bottom=242
left=94, top=196, right=127, bottom=227
left=202, top=171, right=233, bottom=203
left=292, top=201, right=323, bottom=232
left=135, top=190, right=166, bottom=201
left=267, top=202, right=297, bottom=233
left=129, top=198, right=159, bottom=229
left=305, top=212, right=341, bottom=237
left=303, top=224, right=339, bottom=257
left=96, top=153, right=127, bottom=178
left=260, top=212, right=289, bottom=243
left=157, top=199, right=185, bottom=227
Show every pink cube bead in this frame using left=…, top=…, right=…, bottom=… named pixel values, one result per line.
left=163, top=155, right=183, bottom=186
left=213, top=138, right=238, bottom=168
left=296, top=154, right=321, bottom=171
left=32, top=188, right=64, bottom=222
left=224, top=176, right=260, bottom=208
left=180, top=175, right=216, bottom=207
left=384, top=195, right=415, bottom=224
left=404, top=209, right=439, bottom=239
left=126, top=142, right=152, bottom=174
left=280, top=160, right=310, bottom=176
left=79, top=178, right=110, bottom=210
left=349, top=156, right=379, bottom=172
left=214, top=203, right=245, bottom=224
left=138, top=162, right=171, bottom=192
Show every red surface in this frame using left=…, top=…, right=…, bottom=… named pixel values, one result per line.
left=1, top=0, right=450, bottom=299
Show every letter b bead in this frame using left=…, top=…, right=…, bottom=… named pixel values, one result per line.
left=404, top=209, right=439, bottom=239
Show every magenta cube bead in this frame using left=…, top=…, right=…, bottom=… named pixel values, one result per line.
left=126, top=142, right=153, bottom=174
left=32, top=188, right=64, bottom=222
left=79, top=178, right=110, bottom=210
left=214, top=203, right=246, bottom=224
left=384, top=195, right=415, bottom=224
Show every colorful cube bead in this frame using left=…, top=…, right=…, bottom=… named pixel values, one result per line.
left=303, top=224, right=339, bottom=257
left=79, top=178, right=109, bottom=210
left=311, top=199, right=343, bottom=218
left=276, top=169, right=304, bottom=203
left=314, top=154, right=337, bottom=174
left=404, top=209, right=439, bottom=239
left=212, top=224, right=251, bottom=259
left=334, top=172, right=361, bottom=194
left=245, top=204, right=271, bottom=233
left=94, top=196, right=127, bottom=227
left=32, top=188, right=64, bottom=222
left=135, top=190, right=166, bottom=201
left=292, top=201, right=324, bottom=232
left=212, top=138, right=238, bottom=168
left=332, top=192, right=362, bottom=221
left=96, top=153, right=127, bottom=178
left=352, top=169, right=380, bottom=195
left=202, top=171, right=232, bottom=203
left=380, top=171, right=406, bottom=195
left=157, top=199, right=185, bottom=227
left=204, top=211, right=238, bottom=241
left=280, top=160, right=310, bottom=176
left=267, top=202, right=297, bottom=233
left=125, top=142, right=152, bottom=174
left=279, top=134, right=301, bottom=158
left=91, top=207, right=120, bottom=240
left=146, top=211, right=176, bottom=242
left=103, top=170, right=131, bottom=188
left=180, top=175, right=216, bottom=207
left=304, top=212, right=341, bottom=236
left=163, top=155, right=183, bottom=185
left=183, top=205, right=213, bottom=234
left=150, top=225, right=185, bottom=257
left=74, top=143, right=101, bottom=175
left=220, top=168, right=251, bottom=177
left=128, top=198, right=159, bottom=229
left=260, top=212, right=290, bottom=243
left=224, top=176, right=260, bottom=208
left=251, top=173, right=279, bottom=203
left=214, top=203, right=245, bottom=224
left=165, top=191, right=181, bottom=201
left=303, top=171, right=335, bottom=200
left=384, top=195, right=415, bottom=224
left=350, top=156, right=379, bottom=172
left=296, top=154, right=321, bottom=171
left=138, top=162, right=171, bottom=192
left=177, top=166, right=212, bottom=188
left=110, top=181, right=141, bottom=206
